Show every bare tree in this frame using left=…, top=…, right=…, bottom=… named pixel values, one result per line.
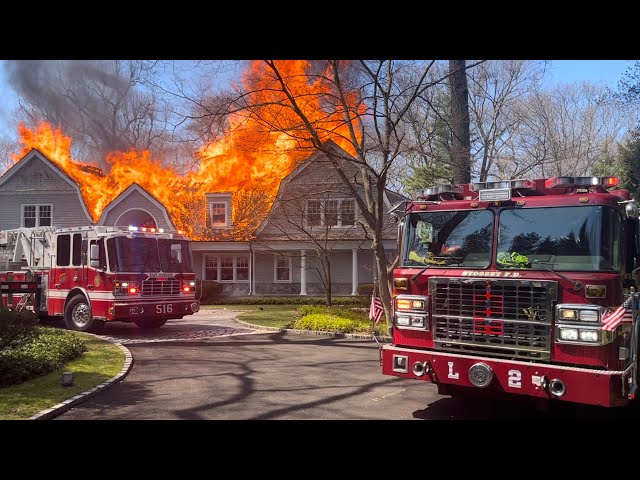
left=0, top=137, right=18, bottom=174
left=255, top=161, right=368, bottom=305
left=494, top=82, right=630, bottom=178
left=4, top=60, right=172, bottom=168
left=467, top=60, right=546, bottom=181
left=214, top=60, right=482, bottom=330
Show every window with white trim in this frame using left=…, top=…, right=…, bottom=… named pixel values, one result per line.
left=274, top=255, right=292, bottom=282
left=307, top=200, right=322, bottom=227
left=237, top=256, right=249, bottom=281
left=205, top=256, right=218, bottom=280
left=204, top=254, right=250, bottom=282
left=23, top=204, right=52, bottom=227
left=305, top=199, right=355, bottom=228
left=209, top=203, right=227, bottom=227
left=220, top=256, right=234, bottom=281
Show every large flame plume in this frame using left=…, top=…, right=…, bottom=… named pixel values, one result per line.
left=7, top=61, right=361, bottom=240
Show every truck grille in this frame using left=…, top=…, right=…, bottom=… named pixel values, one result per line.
left=142, top=278, right=181, bottom=296
left=429, top=277, right=558, bottom=360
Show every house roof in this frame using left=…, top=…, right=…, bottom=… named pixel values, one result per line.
left=97, top=182, right=176, bottom=231
left=0, top=148, right=94, bottom=224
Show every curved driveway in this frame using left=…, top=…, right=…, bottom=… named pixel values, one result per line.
left=55, top=309, right=638, bottom=420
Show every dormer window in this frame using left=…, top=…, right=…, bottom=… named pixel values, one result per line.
left=205, top=192, right=232, bottom=229
left=210, top=203, right=226, bottom=226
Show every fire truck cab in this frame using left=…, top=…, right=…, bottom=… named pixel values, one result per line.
left=0, top=225, right=200, bottom=333
left=381, top=176, right=640, bottom=408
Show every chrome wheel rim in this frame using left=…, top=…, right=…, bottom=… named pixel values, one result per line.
left=72, top=303, right=91, bottom=327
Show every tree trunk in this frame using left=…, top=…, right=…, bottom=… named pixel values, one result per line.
left=325, top=257, right=332, bottom=306
left=449, top=60, right=471, bottom=184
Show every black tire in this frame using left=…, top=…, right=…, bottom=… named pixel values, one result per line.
left=64, top=294, right=103, bottom=333
left=134, top=317, right=168, bottom=330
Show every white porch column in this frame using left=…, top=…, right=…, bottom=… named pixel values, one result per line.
left=251, top=250, right=256, bottom=296
left=300, top=249, right=307, bottom=296
left=351, top=248, right=358, bottom=296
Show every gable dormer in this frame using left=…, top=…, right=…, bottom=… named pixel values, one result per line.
left=205, top=192, right=232, bottom=229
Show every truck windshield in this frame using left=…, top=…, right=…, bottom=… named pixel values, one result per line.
left=497, top=206, right=621, bottom=271
left=403, top=210, right=494, bottom=268
left=106, top=237, right=193, bottom=273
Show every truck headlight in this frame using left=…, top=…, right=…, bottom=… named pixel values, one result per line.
left=559, top=327, right=579, bottom=340
left=578, top=330, right=599, bottom=342
left=556, top=304, right=606, bottom=323
left=394, top=296, right=429, bottom=330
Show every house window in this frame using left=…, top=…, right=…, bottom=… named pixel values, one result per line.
left=305, top=199, right=356, bottom=228
left=204, top=254, right=250, bottom=283
left=23, top=204, right=52, bottom=227
left=237, top=256, right=249, bottom=281
left=341, top=199, right=355, bottom=226
left=274, top=255, right=292, bottom=282
left=205, top=256, right=218, bottom=280
left=307, top=200, right=322, bottom=227
left=325, top=200, right=339, bottom=227
left=220, top=256, right=234, bottom=281
left=209, top=203, right=227, bottom=227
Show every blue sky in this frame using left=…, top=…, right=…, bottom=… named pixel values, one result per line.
left=0, top=60, right=635, bottom=142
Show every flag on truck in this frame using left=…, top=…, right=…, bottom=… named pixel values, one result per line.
left=369, top=294, right=384, bottom=324
left=601, top=298, right=635, bottom=331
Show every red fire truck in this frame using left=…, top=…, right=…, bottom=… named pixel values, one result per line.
left=381, top=176, right=640, bottom=408
left=0, top=225, right=200, bottom=333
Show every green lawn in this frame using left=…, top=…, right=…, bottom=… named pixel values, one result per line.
left=202, top=304, right=300, bottom=329
left=0, top=334, right=125, bottom=420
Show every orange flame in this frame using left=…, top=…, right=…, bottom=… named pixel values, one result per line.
left=8, top=61, right=362, bottom=239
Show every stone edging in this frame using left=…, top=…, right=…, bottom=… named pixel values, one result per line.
left=29, top=338, right=133, bottom=420
left=234, top=319, right=392, bottom=343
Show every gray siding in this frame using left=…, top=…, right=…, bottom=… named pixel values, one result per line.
left=0, top=157, right=92, bottom=230
left=101, top=190, right=172, bottom=230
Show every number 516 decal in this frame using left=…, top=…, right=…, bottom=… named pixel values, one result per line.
left=156, top=304, right=173, bottom=314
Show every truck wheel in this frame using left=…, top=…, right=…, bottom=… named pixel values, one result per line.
left=64, top=295, right=103, bottom=333
left=134, top=317, right=168, bottom=330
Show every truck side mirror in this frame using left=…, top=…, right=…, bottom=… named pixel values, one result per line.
left=90, top=244, right=100, bottom=268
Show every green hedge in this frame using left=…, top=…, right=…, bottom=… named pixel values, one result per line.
left=197, top=281, right=224, bottom=304
left=208, top=296, right=370, bottom=307
left=292, top=313, right=374, bottom=334
left=0, top=326, right=87, bottom=388
left=0, top=307, right=39, bottom=350
left=297, top=305, right=369, bottom=321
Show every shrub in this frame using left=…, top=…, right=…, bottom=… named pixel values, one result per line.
left=292, top=313, right=374, bottom=334
left=0, top=327, right=87, bottom=387
left=297, top=305, right=369, bottom=322
left=197, top=281, right=223, bottom=303
left=0, top=307, right=39, bottom=350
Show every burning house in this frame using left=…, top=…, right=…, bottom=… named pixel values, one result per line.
left=0, top=130, right=401, bottom=296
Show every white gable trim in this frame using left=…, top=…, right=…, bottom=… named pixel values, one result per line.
left=0, top=149, right=93, bottom=224
left=113, top=207, right=159, bottom=228
left=98, top=183, right=176, bottom=231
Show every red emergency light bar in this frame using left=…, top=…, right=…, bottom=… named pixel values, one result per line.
left=545, top=176, right=619, bottom=189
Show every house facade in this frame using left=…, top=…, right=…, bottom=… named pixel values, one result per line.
left=0, top=145, right=404, bottom=296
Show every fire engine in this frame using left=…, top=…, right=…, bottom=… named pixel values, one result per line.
left=381, top=176, right=640, bottom=408
left=0, top=225, right=200, bottom=333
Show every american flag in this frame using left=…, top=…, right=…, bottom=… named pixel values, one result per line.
left=601, top=298, right=635, bottom=331
left=369, top=294, right=384, bottom=324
